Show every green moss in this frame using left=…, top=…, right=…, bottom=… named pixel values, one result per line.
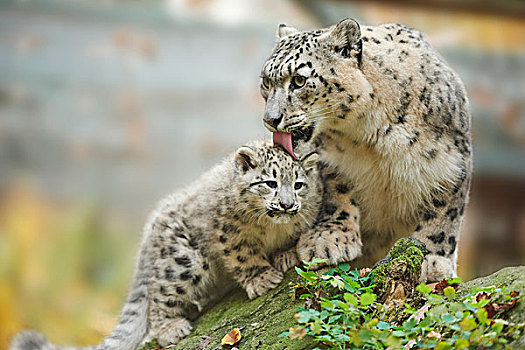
left=371, top=237, right=427, bottom=293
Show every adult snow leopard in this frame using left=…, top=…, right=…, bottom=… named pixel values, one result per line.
left=261, top=18, right=472, bottom=282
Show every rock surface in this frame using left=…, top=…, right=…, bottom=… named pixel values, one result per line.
left=166, top=271, right=315, bottom=350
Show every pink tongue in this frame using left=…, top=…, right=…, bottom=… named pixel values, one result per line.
left=273, top=132, right=297, bottom=160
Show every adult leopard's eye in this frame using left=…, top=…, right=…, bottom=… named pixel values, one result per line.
left=294, top=182, right=304, bottom=190
left=265, top=180, right=278, bottom=189
left=291, top=75, right=306, bottom=89
left=261, top=77, right=272, bottom=89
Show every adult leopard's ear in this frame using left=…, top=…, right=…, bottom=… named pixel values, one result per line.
left=277, top=24, right=299, bottom=39
left=235, top=146, right=258, bottom=173
left=326, top=18, right=363, bottom=66
left=300, top=152, right=319, bottom=173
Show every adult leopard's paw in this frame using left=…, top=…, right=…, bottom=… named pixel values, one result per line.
left=296, top=230, right=362, bottom=269
left=419, top=254, right=457, bottom=283
left=244, top=267, right=284, bottom=300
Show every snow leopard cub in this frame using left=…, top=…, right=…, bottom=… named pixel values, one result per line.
left=11, top=140, right=322, bottom=350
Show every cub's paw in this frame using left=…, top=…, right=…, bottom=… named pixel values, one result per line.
left=297, top=230, right=362, bottom=269
left=272, top=249, right=299, bottom=273
left=420, top=254, right=456, bottom=283
left=245, top=267, right=283, bottom=300
left=157, top=318, right=192, bottom=347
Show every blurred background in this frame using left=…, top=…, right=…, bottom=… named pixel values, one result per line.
left=0, top=0, right=524, bottom=348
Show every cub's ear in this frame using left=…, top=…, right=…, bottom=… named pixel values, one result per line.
left=235, top=146, right=258, bottom=173
left=325, top=18, right=362, bottom=64
left=277, top=23, right=299, bottom=39
left=300, top=152, right=319, bottom=173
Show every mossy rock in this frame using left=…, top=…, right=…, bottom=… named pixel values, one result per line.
left=140, top=270, right=316, bottom=350
left=140, top=264, right=525, bottom=350
left=457, top=266, right=525, bottom=349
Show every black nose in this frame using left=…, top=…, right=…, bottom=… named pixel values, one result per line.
left=280, top=202, right=293, bottom=210
left=264, top=114, right=283, bottom=129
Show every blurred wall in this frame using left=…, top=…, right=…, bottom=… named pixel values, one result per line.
left=0, top=0, right=524, bottom=348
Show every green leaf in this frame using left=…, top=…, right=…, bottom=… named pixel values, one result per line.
left=344, top=293, right=358, bottom=306
left=416, top=282, right=432, bottom=294
left=447, top=277, right=462, bottom=284
left=434, top=341, right=452, bottom=350
left=403, top=317, right=417, bottom=331
left=296, top=309, right=319, bottom=323
left=311, top=320, right=323, bottom=334
left=442, top=313, right=455, bottom=323
left=392, top=330, right=405, bottom=337
left=336, top=300, right=350, bottom=311
left=428, top=294, right=444, bottom=305
left=338, top=263, right=351, bottom=272
left=443, top=286, right=456, bottom=299
left=367, top=318, right=379, bottom=327
left=492, top=320, right=504, bottom=333
left=360, top=292, right=376, bottom=306
left=470, top=328, right=484, bottom=342
left=454, top=338, right=469, bottom=349
left=328, top=314, right=343, bottom=324
left=377, top=321, right=391, bottom=330
left=386, top=335, right=402, bottom=347
left=459, top=317, right=477, bottom=331
left=319, top=310, right=330, bottom=320
left=311, top=258, right=328, bottom=264
left=323, top=268, right=337, bottom=276
left=476, top=308, right=488, bottom=325
left=295, top=266, right=311, bottom=281
left=320, top=300, right=334, bottom=310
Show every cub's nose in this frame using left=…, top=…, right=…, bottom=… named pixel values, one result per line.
left=279, top=202, right=293, bottom=210
left=264, top=114, right=283, bottom=129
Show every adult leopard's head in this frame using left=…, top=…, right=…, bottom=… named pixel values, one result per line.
left=260, top=19, right=374, bottom=157
left=233, top=142, right=321, bottom=226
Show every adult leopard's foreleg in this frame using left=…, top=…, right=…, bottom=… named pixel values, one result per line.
left=296, top=165, right=362, bottom=267
left=411, top=167, right=471, bottom=282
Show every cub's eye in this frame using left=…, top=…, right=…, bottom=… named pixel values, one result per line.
left=291, top=75, right=306, bottom=89
left=294, top=182, right=304, bottom=190
left=261, top=77, right=272, bottom=89
left=265, top=180, right=278, bottom=189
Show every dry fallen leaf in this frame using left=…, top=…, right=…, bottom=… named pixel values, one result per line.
left=360, top=267, right=371, bottom=277
left=480, top=290, right=519, bottom=318
left=221, top=328, right=241, bottom=346
left=404, top=338, right=418, bottom=349
left=408, top=303, right=430, bottom=324
left=289, top=326, right=307, bottom=339
left=427, top=330, right=442, bottom=338
left=432, top=278, right=459, bottom=293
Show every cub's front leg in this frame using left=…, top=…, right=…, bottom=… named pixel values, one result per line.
left=219, top=236, right=283, bottom=299
left=296, top=166, right=362, bottom=268
left=272, top=246, right=299, bottom=273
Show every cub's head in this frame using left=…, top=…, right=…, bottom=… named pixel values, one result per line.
left=260, top=19, right=374, bottom=156
left=234, top=142, right=321, bottom=225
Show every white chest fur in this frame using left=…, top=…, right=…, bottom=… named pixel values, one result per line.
left=321, top=130, right=463, bottom=236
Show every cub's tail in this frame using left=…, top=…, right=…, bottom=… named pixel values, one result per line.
left=11, top=259, right=150, bottom=350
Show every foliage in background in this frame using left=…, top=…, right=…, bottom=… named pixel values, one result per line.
left=0, top=185, right=136, bottom=349
left=283, top=259, right=524, bottom=349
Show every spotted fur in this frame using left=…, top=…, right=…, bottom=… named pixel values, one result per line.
left=260, top=19, right=472, bottom=281
left=10, top=141, right=322, bottom=349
